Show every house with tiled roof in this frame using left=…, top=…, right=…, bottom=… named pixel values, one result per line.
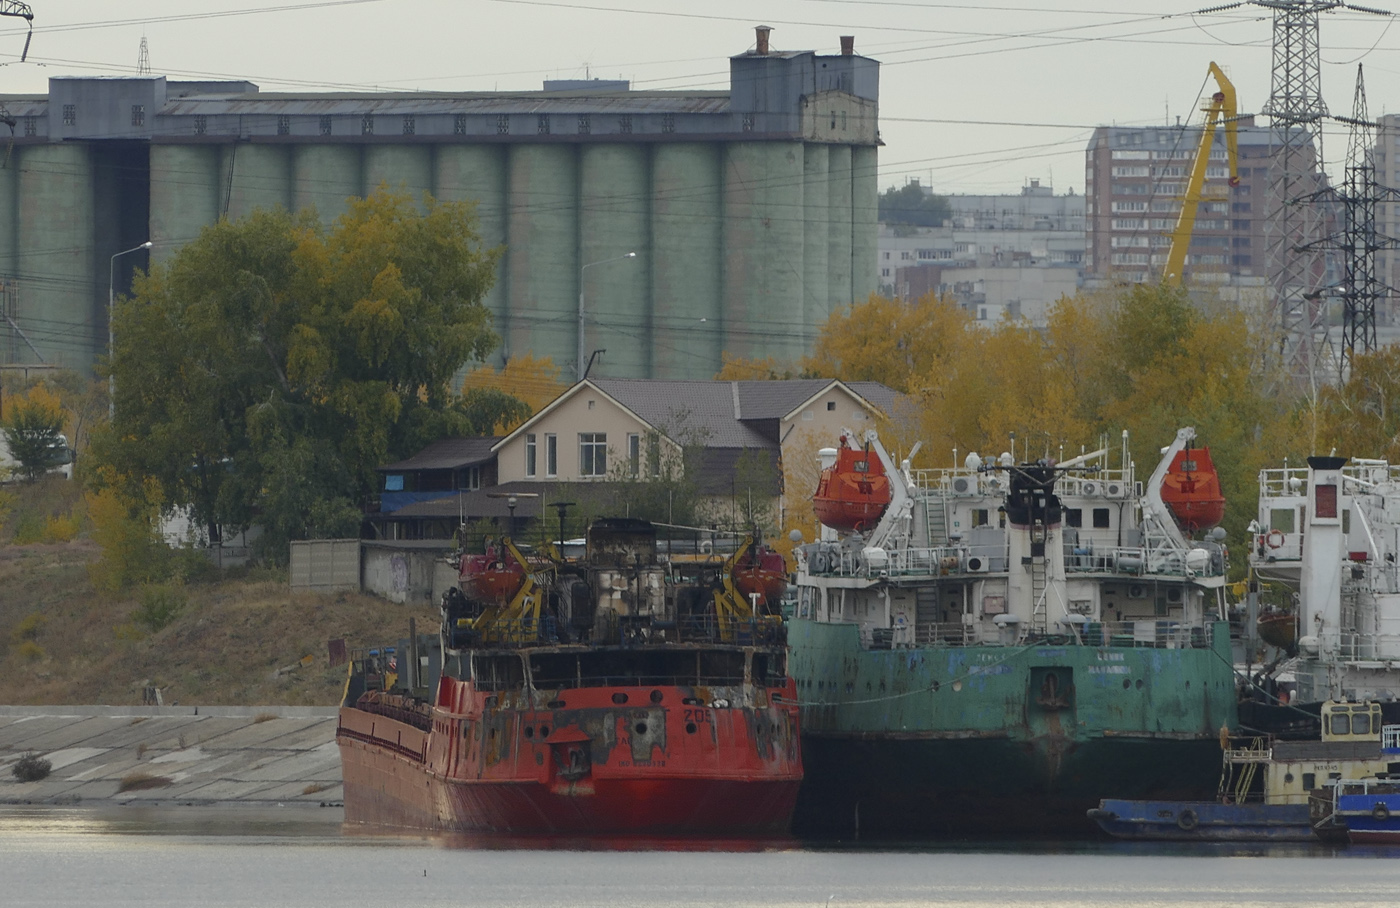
left=368, top=377, right=902, bottom=541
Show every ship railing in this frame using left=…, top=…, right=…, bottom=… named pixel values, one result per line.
left=902, top=618, right=1214, bottom=649
left=1259, top=463, right=1400, bottom=499
left=806, top=543, right=1223, bottom=581
left=472, top=615, right=784, bottom=649
left=1383, top=726, right=1400, bottom=752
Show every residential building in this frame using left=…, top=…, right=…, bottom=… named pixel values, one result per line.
left=877, top=180, right=1085, bottom=324
left=369, top=377, right=900, bottom=540
left=1084, top=119, right=1273, bottom=286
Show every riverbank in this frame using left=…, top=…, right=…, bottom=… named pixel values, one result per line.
left=0, top=706, right=341, bottom=808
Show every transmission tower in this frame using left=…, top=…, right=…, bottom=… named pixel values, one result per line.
left=1256, top=1, right=1336, bottom=388
left=137, top=36, right=151, bottom=75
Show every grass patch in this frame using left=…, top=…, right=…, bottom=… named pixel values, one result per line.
left=10, top=612, right=45, bottom=643
left=117, top=771, right=172, bottom=792
left=11, top=752, right=51, bottom=782
left=253, top=712, right=278, bottom=724
left=302, top=782, right=332, bottom=795
left=131, top=584, right=187, bottom=633
left=15, top=639, right=44, bottom=661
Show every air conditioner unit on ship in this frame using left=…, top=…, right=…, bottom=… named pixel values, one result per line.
left=1105, top=482, right=1128, bottom=498
left=1080, top=481, right=1100, bottom=497
left=965, top=555, right=990, bottom=573
left=1127, top=583, right=1149, bottom=599
left=1166, top=587, right=1184, bottom=604
left=952, top=476, right=975, bottom=495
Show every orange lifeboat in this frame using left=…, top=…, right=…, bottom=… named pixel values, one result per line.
left=1160, top=444, right=1226, bottom=532
left=459, top=544, right=526, bottom=603
left=813, top=435, right=892, bottom=533
left=733, top=545, right=788, bottom=609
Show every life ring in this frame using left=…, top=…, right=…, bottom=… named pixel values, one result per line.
left=1373, top=803, right=1390, bottom=822
left=1176, top=808, right=1199, bottom=831
left=1265, top=530, right=1285, bottom=549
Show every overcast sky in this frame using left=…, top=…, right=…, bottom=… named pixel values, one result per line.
left=1, top=0, right=1397, bottom=195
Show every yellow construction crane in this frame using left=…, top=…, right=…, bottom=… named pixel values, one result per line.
left=1163, top=62, right=1240, bottom=286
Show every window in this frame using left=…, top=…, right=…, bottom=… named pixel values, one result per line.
left=454, top=114, right=467, bottom=135
left=525, top=434, right=537, bottom=477
left=384, top=474, right=405, bottom=492
left=827, top=401, right=836, bottom=411
left=618, top=115, right=632, bottom=133
left=459, top=465, right=481, bottom=491
left=580, top=433, right=607, bottom=477
left=1302, top=772, right=1316, bottom=790
left=627, top=433, right=640, bottom=478
left=662, top=113, right=675, bottom=134
left=194, top=115, right=207, bottom=135
left=1092, top=508, right=1111, bottom=529
left=1270, top=508, right=1295, bottom=533
left=361, top=114, right=374, bottom=135
left=578, top=114, right=590, bottom=135
left=131, top=105, right=145, bottom=127
left=62, top=104, right=76, bottom=126
left=497, top=115, right=509, bottom=135
left=971, top=509, right=989, bottom=527
left=1315, top=483, right=1338, bottom=519
left=23, top=117, right=34, bottom=136
left=537, top=114, right=550, bottom=135
left=743, top=113, right=754, bottom=132
left=545, top=434, right=557, bottom=477
left=319, top=115, right=332, bottom=136
left=1353, top=711, right=1371, bottom=735
left=402, top=115, right=415, bottom=135
left=1066, top=508, right=1083, bottom=528
left=277, top=115, right=291, bottom=135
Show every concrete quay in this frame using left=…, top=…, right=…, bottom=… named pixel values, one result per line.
left=0, top=706, right=342, bottom=807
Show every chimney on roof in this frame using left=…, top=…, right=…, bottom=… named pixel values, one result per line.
left=755, top=25, right=772, bottom=55
left=840, top=35, right=854, bottom=56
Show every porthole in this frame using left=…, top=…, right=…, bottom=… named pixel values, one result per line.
left=650, top=689, right=664, bottom=704
left=1135, top=679, right=1143, bottom=690
left=635, top=722, right=649, bottom=735
left=1123, top=679, right=1131, bottom=690
left=540, top=726, right=550, bottom=738
left=612, top=693, right=629, bottom=705
left=524, top=726, right=534, bottom=739
left=686, top=722, right=698, bottom=734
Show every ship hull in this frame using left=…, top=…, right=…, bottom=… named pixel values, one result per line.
left=340, top=729, right=798, bottom=834
left=787, top=617, right=1238, bottom=838
left=337, top=673, right=802, bottom=836
left=1088, top=799, right=1314, bottom=841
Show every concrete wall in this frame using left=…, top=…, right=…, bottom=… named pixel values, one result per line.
left=361, top=543, right=453, bottom=604
left=289, top=538, right=360, bottom=592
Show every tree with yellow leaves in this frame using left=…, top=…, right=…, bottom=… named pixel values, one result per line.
left=460, top=354, right=568, bottom=432
left=1, top=383, right=71, bottom=481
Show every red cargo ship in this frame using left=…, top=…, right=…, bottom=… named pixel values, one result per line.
left=337, top=519, right=802, bottom=835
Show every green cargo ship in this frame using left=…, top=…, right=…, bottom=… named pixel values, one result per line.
left=789, top=428, right=1239, bottom=837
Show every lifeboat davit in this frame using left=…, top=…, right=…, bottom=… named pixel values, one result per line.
left=733, top=546, right=788, bottom=609
left=1160, top=445, right=1226, bottom=532
left=812, top=436, right=892, bottom=533
left=459, top=546, right=525, bottom=603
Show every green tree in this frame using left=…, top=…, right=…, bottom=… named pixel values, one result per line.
left=2, top=385, right=69, bottom=481
left=878, top=182, right=952, bottom=234
left=94, top=188, right=501, bottom=561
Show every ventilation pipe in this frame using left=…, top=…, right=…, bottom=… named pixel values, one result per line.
left=840, top=35, right=854, bottom=55
left=755, top=25, right=772, bottom=55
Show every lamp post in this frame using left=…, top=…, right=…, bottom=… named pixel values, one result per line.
left=576, top=251, right=637, bottom=382
left=108, top=240, right=153, bottom=419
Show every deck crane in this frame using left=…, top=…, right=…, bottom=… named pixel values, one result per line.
left=1162, top=62, right=1240, bottom=286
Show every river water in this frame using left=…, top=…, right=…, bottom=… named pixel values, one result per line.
left=4, top=806, right=1400, bottom=908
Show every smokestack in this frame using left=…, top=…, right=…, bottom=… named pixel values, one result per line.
left=840, top=35, right=854, bottom=56
left=754, top=25, right=772, bottom=55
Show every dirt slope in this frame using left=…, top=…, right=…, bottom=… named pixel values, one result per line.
left=0, top=541, right=438, bottom=705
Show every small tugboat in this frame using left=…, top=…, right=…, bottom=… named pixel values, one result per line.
left=1090, top=700, right=1395, bottom=841
left=1318, top=775, right=1400, bottom=844
left=337, top=518, right=802, bottom=835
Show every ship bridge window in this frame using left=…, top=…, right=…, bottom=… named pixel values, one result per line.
left=1066, top=508, right=1083, bottom=528
left=1353, top=712, right=1372, bottom=735
left=1092, top=508, right=1110, bottom=529
left=1330, top=712, right=1351, bottom=736
left=1270, top=508, right=1295, bottom=533
left=971, top=509, right=989, bottom=527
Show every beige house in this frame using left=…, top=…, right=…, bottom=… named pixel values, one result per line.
left=493, top=378, right=900, bottom=526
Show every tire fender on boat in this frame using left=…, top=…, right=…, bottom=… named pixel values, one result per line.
left=1176, top=809, right=1199, bottom=831
left=1374, top=803, right=1390, bottom=822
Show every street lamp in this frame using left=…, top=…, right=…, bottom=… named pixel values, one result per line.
left=577, top=251, right=637, bottom=382
left=109, top=240, right=153, bottom=419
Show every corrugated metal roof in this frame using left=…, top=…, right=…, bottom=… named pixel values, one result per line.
left=158, top=92, right=731, bottom=117
left=378, top=437, right=500, bottom=472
